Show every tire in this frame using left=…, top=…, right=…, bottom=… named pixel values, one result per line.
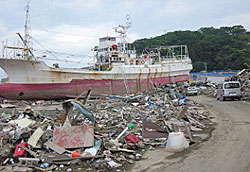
left=220, top=95, right=225, bottom=101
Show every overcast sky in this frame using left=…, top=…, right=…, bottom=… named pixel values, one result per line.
left=0, top=0, right=250, bottom=69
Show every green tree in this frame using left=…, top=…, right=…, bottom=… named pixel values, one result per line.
left=132, top=25, right=250, bottom=72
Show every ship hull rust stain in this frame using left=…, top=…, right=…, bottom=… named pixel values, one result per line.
left=0, top=58, right=193, bottom=100
left=0, top=74, right=189, bottom=100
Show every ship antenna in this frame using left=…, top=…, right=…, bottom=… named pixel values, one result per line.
left=113, top=14, right=131, bottom=52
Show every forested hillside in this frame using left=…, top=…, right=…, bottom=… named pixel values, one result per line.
left=132, top=25, right=250, bottom=72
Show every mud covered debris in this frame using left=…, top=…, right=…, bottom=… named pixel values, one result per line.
left=0, top=86, right=215, bottom=172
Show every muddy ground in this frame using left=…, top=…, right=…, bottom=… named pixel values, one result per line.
left=130, top=95, right=250, bottom=172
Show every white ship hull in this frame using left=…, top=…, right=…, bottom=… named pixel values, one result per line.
left=0, top=58, right=192, bottom=100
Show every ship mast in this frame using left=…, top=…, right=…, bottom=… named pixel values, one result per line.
left=3, top=0, right=35, bottom=60
left=24, top=0, right=31, bottom=57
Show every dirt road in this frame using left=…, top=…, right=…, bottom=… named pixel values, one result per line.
left=131, top=95, right=250, bottom=172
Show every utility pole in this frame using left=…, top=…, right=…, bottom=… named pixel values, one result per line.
left=204, top=62, right=207, bottom=72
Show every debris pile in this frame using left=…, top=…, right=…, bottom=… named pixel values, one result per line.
left=198, top=86, right=217, bottom=98
left=228, top=69, right=250, bottom=101
left=183, top=81, right=217, bottom=98
left=0, top=87, right=214, bottom=172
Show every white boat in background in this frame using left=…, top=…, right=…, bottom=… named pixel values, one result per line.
left=0, top=5, right=192, bottom=100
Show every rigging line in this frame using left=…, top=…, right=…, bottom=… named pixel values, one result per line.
left=30, top=36, right=58, bottom=59
left=32, top=29, right=100, bottom=38
left=30, top=36, right=93, bottom=58
left=30, top=36, right=94, bottom=64
left=33, top=48, right=92, bottom=63
left=78, top=50, right=93, bottom=63
left=34, top=48, right=92, bottom=58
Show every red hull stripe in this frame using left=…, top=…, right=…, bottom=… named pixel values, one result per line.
left=0, top=75, right=189, bottom=100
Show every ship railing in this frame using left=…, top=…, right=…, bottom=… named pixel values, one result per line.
left=1, top=41, right=35, bottom=60
left=161, top=57, right=191, bottom=64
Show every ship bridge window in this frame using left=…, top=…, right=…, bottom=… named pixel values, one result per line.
left=108, top=37, right=116, bottom=41
left=112, top=57, right=123, bottom=61
left=99, top=48, right=108, bottom=52
left=100, top=37, right=116, bottom=42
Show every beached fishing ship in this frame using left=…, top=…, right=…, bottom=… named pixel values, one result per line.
left=0, top=6, right=192, bottom=100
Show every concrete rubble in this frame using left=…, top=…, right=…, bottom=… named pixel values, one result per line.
left=0, top=85, right=215, bottom=172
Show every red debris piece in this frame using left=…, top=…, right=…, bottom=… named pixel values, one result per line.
left=125, top=134, right=142, bottom=144
left=14, top=143, right=28, bottom=157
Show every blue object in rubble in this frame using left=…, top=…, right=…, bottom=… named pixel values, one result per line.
left=178, top=98, right=186, bottom=105
left=147, top=101, right=157, bottom=107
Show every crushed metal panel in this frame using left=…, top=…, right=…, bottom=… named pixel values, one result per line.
left=8, top=118, right=35, bottom=129
left=44, top=140, right=66, bottom=154
left=53, top=125, right=94, bottom=148
left=142, top=119, right=168, bottom=138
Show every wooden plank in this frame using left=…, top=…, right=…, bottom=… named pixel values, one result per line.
left=177, top=106, right=188, bottom=120
left=18, top=145, right=38, bottom=158
left=51, top=154, right=104, bottom=162
left=27, top=127, right=44, bottom=147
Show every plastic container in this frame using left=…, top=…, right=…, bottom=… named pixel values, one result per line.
left=72, top=151, right=80, bottom=158
left=14, top=142, right=28, bottom=157
left=166, top=132, right=189, bottom=152
left=115, top=124, right=136, bottom=140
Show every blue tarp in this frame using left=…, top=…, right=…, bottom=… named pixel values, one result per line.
left=191, top=71, right=237, bottom=77
left=191, top=70, right=240, bottom=77
left=191, top=73, right=222, bottom=76
left=212, top=70, right=240, bottom=73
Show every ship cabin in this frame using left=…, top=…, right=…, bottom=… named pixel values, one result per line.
left=95, top=36, right=135, bottom=65
left=93, top=36, right=147, bottom=71
left=95, top=36, right=123, bottom=64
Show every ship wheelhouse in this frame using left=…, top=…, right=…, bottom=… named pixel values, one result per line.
left=95, top=36, right=128, bottom=66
